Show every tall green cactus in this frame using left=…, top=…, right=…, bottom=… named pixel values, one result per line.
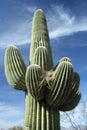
left=4, top=9, right=81, bottom=130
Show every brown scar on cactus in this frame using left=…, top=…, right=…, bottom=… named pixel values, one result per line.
left=4, top=9, right=81, bottom=130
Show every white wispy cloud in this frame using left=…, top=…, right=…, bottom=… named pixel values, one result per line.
left=0, top=19, right=32, bottom=48
left=1, top=4, right=87, bottom=48
left=47, top=5, right=87, bottom=39
left=0, top=5, right=37, bottom=48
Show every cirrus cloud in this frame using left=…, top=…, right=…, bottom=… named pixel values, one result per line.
left=47, top=5, right=87, bottom=39
left=1, top=5, right=87, bottom=48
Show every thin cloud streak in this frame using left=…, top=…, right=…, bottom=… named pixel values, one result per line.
left=49, top=21, right=87, bottom=39
left=47, top=5, right=87, bottom=39
left=1, top=5, right=87, bottom=48
left=0, top=4, right=37, bottom=48
left=0, top=19, right=32, bottom=48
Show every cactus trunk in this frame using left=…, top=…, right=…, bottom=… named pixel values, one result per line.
left=24, top=93, right=60, bottom=130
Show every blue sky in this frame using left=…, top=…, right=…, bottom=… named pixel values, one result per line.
left=0, top=0, right=87, bottom=129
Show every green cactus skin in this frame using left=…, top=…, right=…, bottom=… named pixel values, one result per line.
left=46, top=58, right=74, bottom=107
left=59, top=72, right=81, bottom=111
left=30, top=9, right=53, bottom=70
left=24, top=93, right=60, bottom=130
left=25, top=64, right=46, bottom=100
left=4, top=46, right=26, bottom=91
left=33, top=46, right=51, bottom=70
left=4, top=9, right=81, bottom=130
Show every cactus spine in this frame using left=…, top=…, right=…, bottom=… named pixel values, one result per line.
left=4, top=9, right=81, bottom=130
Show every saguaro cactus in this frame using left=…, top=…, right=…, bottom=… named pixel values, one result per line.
left=4, top=9, right=81, bottom=130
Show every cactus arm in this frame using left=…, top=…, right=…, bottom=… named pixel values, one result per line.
left=4, top=46, right=26, bottom=91
left=46, top=58, right=73, bottom=107
left=46, top=57, right=81, bottom=111
left=59, top=91, right=81, bottom=111
left=33, top=46, right=52, bottom=70
left=25, top=64, right=46, bottom=100
left=62, top=72, right=80, bottom=104
left=59, top=72, right=81, bottom=111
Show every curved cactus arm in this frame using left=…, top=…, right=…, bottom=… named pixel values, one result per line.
left=59, top=72, right=81, bottom=111
left=46, top=57, right=73, bottom=108
left=25, top=64, right=46, bottom=100
left=4, top=46, right=26, bottom=91
left=59, top=90, right=81, bottom=111
left=30, top=9, right=53, bottom=68
left=62, top=72, right=80, bottom=104
left=33, top=46, right=52, bottom=70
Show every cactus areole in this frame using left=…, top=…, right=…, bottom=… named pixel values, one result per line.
left=4, top=9, right=81, bottom=130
